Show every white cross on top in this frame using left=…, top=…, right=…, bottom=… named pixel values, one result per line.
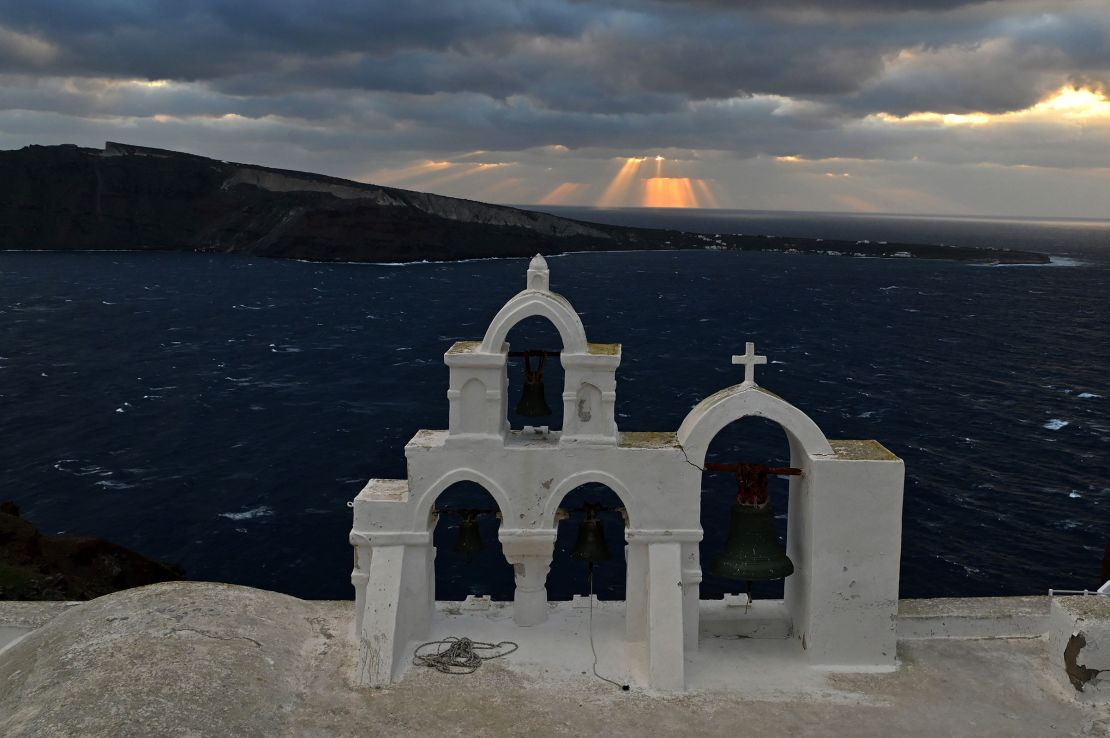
left=732, top=342, right=767, bottom=387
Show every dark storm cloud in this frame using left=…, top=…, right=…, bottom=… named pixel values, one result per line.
left=643, top=0, right=996, bottom=9
left=0, top=0, right=588, bottom=79
left=2, top=0, right=1107, bottom=113
left=0, top=0, right=1108, bottom=172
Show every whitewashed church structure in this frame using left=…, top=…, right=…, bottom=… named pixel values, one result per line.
left=350, top=255, right=906, bottom=691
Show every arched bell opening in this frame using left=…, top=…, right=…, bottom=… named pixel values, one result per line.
left=430, top=481, right=514, bottom=601
left=700, top=416, right=796, bottom=604
left=504, top=316, right=565, bottom=433
left=547, top=483, right=628, bottom=602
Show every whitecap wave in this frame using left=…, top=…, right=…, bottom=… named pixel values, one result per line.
left=95, top=480, right=138, bottom=490
left=1043, top=419, right=1069, bottom=430
left=218, top=505, right=275, bottom=521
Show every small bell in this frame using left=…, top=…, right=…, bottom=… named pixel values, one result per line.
left=571, top=506, right=611, bottom=563
left=713, top=501, right=794, bottom=581
left=453, top=511, right=484, bottom=555
left=515, top=351, right=552, bottom=417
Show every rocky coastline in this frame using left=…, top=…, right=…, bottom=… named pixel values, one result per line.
left=0, top=142, right=1050, bottom=265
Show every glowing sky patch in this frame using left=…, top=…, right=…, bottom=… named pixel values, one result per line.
left=641, top=177, right=721, bottom=209
left=409, top=162, right=512, bottom=190
left=875, top=86, right=1110, bottom=127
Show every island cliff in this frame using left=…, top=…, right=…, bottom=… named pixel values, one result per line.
left=0, top=502, right=184, bottom=601
left=0, top=142, right=1049, bottom=264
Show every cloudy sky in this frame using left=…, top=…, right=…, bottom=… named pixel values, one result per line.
left=2, top=0, right=1109, bottom=216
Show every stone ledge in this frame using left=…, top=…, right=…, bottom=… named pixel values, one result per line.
left=898, top=596, right=1050, bottom=639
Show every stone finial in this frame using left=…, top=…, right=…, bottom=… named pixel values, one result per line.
left=527, top=254, right=550, bottom=291
left=732, top=342, right=767, bottom=388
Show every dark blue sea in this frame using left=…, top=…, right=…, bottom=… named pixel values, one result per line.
left=2, top=209, right=1108, bottom=602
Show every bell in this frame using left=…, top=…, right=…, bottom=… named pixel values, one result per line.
left=713, top=501, right=794, bottom=581
left=571, top=507, right=611, bottom=563
left=453, top=511, right=484, bottom=555
left=515, top=380, right=552, bottom=417
left=515, top=352, right=552, bottom=417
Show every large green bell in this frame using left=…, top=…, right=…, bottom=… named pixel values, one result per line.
left=571, top=507, right=611, bottom=563
left=515, top=351, right=553, bottom=417
left=453, top=511, right=484, bottom=555
left=713, top=501, right=794, bottom=581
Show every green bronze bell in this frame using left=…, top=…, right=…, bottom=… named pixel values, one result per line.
left=713, top=501, right=794, bottom=581
left=515, top=351, right=552, bottom=417
left=453, top=511, right=484, bottom=555
left=571, top=507, right=611, bottom=563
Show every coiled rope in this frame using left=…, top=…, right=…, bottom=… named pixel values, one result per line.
left=412, top=636, right=518, bottom=675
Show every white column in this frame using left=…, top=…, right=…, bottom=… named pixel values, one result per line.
left=681, top=541, right=702, bottom=652
left=499, top=529, right=557, bottom=626
left=351, top=544, right=371, bottom=638
left=352, top=533, right=434, bottom=687
left=647, top=541, right=686, bottom=691
left=796, top=449, right=904, bottom=668
left=625, top=540, right=649, bottom=644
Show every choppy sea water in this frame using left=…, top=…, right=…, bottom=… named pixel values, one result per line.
left=1, top=211, right=1107, bottom=601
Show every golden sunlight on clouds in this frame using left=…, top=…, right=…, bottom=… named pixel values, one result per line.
left=363, top=160, right=453, bottom=184
left=874, top=85, right=1110, bottom=127
left=775, top=155, right=803, bottom=163
left=1039, top=86, right=1110, bottom=117
left=643, top=177, right=697, bottom=208
left=539, top=182, right=591, bottom=205
left=597, top=157, right=645, bottom=207
left=415, top=162, right=511, bottom=190
left=596, top=156, right=721, bottom=208
left=365, top=159, right=510, bottom=190
left=642, top=177, right=721, bottom=208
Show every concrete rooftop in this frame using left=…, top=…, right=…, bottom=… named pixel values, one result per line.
left=1, top=582, right=1107, bottom=737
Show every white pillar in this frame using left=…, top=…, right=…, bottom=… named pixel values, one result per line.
left=352, top=533, right=434, bottom=687
left=625, top=540, right=649, bottom=644
left=499, top=530, right=556, bottom=626
left=681, top=541, right=702, bottom=652
left=647, top=541, right=686, bottom=691
left=795, top=446, right=904, bottom=668
left=351, top=544, right=371, bottom=638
